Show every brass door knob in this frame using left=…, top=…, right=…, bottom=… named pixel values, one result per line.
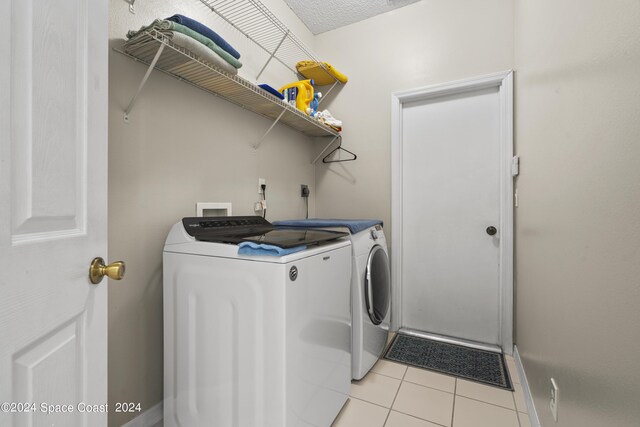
left=89, top=257, right=125, bottom=284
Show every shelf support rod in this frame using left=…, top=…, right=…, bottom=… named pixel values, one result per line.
left=318, top=81, right=339, bottom=106
left=312, top=135, right=340, bottom=164
left=123, top=43, right=166, bottom=123
left=255, top=30, right=289, bottom=82
left=253, top=108, right=287, bottom=149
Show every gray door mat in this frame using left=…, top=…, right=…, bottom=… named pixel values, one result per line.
left=384, top=333, right=513, bottom=390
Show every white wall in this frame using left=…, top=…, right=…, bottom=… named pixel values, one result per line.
left=514, top=1, right=640, bottom=426
left=108, top=1, right=318, bottom=425
left=313, top=0, right=515, bottom=244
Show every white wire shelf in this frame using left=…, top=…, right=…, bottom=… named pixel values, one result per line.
left=116, top=29, right=340, bottom=143
left=198, top=0, right=336, bottom=83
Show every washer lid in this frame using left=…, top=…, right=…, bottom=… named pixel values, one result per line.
left=272, top=219, right=383, bottom=234
left=365, top=245, right=391, bottom=325
left=182, top=216, right=348, bottom=248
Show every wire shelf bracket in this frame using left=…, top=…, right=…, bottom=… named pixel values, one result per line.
left=254, top=108, right=286, bottom=149
left=255, top=29, right=289, bottom=82
left=318, top=81, right=339, bottom=106
left=311, top=135, right=340, bottom=164
left=123, top=42, right=165, bottom=123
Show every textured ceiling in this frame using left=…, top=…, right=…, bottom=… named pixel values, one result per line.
left=282, top=0, right=421, bottom=34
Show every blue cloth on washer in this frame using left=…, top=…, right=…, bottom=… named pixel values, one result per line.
left=237, top=241, right=306, bottom=257
left=273, top=219, right=383, bottom=235
left=165, top=14, right=241, bottom=59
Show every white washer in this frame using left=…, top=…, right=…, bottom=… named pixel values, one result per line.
left=272, top=220, right=392, bottom=380
left=163, top=218, right=352, bottom=427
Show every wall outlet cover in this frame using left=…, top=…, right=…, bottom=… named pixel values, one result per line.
left=196, top=202, right=232, bottom=217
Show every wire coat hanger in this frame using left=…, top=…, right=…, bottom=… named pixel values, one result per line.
left=322, top=136, right=357, bottom=163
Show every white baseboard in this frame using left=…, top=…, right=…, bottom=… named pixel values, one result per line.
left=120, top=401, right=163, bottom=427
left=513, top=345, right=541, bottom=427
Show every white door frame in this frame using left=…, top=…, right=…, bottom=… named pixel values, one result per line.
left=391, top=70, right=514, bottom=352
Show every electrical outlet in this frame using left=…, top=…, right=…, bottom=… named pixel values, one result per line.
left=258, top=178, right=266, bottom=194
left=550, top=378, right=559, bottom=422
left=300, top=184, right=309, bottom=198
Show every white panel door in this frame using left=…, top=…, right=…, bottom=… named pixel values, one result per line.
left=0, top=0, right=109, bottom=426
left=401, top=86, right=503, bottom=345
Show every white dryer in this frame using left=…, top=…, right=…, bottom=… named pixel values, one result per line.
left=163, top=216, right=352, bottom=427
left=273, top=220, right=392, bottom=380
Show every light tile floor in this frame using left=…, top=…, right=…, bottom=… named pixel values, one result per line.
left=332, top=354, right=531, bottom=427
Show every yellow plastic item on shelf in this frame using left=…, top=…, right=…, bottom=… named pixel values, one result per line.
left=279, top=79, right=315, bottom=113
left=296, top=61, right=348, bottom=85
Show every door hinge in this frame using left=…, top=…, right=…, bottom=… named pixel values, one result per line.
left=511, top=156, right=520, bottom=176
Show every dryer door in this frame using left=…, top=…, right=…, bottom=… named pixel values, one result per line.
left=365, top=245, right=391, bottom=325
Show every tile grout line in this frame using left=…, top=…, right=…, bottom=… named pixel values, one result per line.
left=518, top=411, right=531, bottom=427
left=387, top=376, right=452, bottom=427
left=348, top=395, right=393, bottom=411
left=513, top=392, right=522, bottom=427
left=382, top=408, right=392, bottom=426
left=389, top=362, right=491, bottom=386
left=398, top=363, right=458, bottom=395
left=508, top=359, right=525, bottom=426
left=454, top=394, right=519, bottom=412
left=390, top=355, right=517, bottom=389
left=451, top=378, right=458, bottom=427
left=507, top=360, right=522, bottom=385
left=389, top=409, right=449, bottom=427
left=402, top=377, right=456, bottom=395
left=370, top=368, right=409, bottom=382
left=394, top=363, right=519, bottom=406
left=382, top=364, right=408, bottom=426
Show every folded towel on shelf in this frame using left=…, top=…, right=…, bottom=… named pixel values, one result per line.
left=127, top=19, right=242, bottom=69
left=237, top=241, right=307, bottom=257
left=169, top=22, right=242, bottom=69
left=258, top=84, right=285, bottom=100
left=127, top=18, right=172, bottom=38
left=273, top=219, right=383, bottom=235
left=166, top=31, right=239, bottom=75
left=296, top=61, right=348, bottom=85
left=166, top=14, right=241, bottom=60
left=316, top=109, right=342, bottom=131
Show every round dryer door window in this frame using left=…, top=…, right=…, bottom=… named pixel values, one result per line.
left=365, top=245, right=391, bottom=325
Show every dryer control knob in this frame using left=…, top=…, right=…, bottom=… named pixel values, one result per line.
left=370, top=229, right=378, bottom=240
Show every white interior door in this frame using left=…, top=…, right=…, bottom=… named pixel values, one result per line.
left=0, top=0, right=109, bottom=425
left=391, top=72, right=513, bottom=350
